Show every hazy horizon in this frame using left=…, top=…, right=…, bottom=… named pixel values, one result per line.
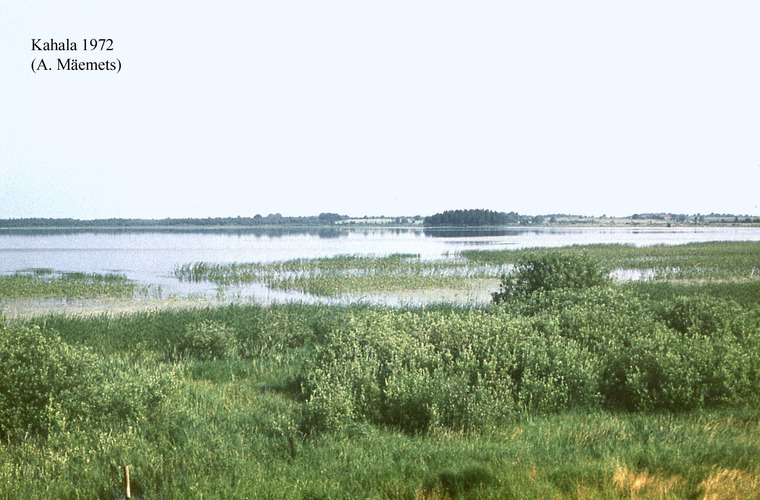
left=1, top=209, right=758, bottom=222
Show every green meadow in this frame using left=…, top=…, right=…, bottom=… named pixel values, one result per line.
left=2, top=242, right=760, bottom=498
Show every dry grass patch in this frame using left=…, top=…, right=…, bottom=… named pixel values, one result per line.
left=700, top=468, right=760, bottom=500
left=612, top=465, right=683, bottom=499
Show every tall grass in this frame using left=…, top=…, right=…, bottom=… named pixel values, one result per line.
left=3, top=242, right=760, bottom=497
left=463, top=241, right=760, bottom=281
left=0, top=270, right=139, bottom=300
left=175, top=254, right=507, bottom=297
left=2, top=290, right=758, bottom=497
left=174, top=243, right=760, bottom=303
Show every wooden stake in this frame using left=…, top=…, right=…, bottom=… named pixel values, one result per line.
left=125, top=465, right=131, bottom=499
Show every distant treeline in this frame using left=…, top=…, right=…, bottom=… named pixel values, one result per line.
left=631, top=213, right=760, bottom=223
left=424, top=209, right=543, bottom=227
left=2, top=211, right=758, bottom=230
left=0, top=213, right=349, bottom=229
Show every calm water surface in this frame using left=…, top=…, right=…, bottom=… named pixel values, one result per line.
left=2, top=226, right=760, bottom=299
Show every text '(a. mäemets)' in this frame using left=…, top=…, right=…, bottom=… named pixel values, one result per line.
left=30, top=38, right=121, bottom=73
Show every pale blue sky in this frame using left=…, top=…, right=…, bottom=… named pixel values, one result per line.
left=1, top=1, right=759, bottom=218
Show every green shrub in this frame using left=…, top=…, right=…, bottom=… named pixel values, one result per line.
left=497, top=285, right=760, bottom=412
left=492, top=252, right=609, bottom=304
left=298, top=310, right=492, bottom=434
left=295, top=299, right=760, bottom=433
left=171, top=320, right=239, bottom=361
left=97, top=354, right=179, bottom=423
left=511, top=334, right=601, bottom=412
left=300, top=309, right=575, bottom=433
left=301, top=368, right=357, bottom=434
left=0, top=325, right=102, bottom=438
left=656, top=295, right=746, bottom=337
left=1, top=326, right=94, bottom=437
left=0, top=324, right=177, bottom=439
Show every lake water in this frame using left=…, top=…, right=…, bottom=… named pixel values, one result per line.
left=2, top=226, right=760, bottom=301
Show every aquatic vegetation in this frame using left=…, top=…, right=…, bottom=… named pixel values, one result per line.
left=463, top=241, right=760, bottom=281
left=0, top=270, right=138, bottom=300
left=175, top=253, right=508, bottom=297
left=174, top=243, right=760, bottom=305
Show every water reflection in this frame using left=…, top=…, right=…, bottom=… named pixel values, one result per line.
left=0, top=227, right=352, bottom=239
left=423, top=228, right=530, bottom=238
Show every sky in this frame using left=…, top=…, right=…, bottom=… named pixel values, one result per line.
left=1, top=1, right=759, bottom=219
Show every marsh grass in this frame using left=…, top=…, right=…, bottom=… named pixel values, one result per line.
left=175, top=243, right=760, bottom=304
left=175, top=253, right=509, bottom=298
left=463, top=241, right=760, bottom=281
left=0, top=270, right=139, bottom=300
left=4, top=242, right=760, bottom=498
left=2, top=355, right=758, bottom=498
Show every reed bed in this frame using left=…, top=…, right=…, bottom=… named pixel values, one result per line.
left=175, top=253, right=509, bottom=296
left=0, top=270, right=138, bottom=300
left=462, top=241, right=760, bottom=281
left=175, top=243, right=760, bottom=303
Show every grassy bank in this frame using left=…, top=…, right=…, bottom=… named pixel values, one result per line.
left=2, top=292, right=759, bottom=497
left=2, top=243, right=760, bottom=498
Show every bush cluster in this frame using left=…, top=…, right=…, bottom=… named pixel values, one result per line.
left=492, top=252, right=609, bottom=304
left=169, top=320, right=239, bottom=361
left=296, top=286, right=760, bottom=434
left=0, top=323, right=175, bottom=439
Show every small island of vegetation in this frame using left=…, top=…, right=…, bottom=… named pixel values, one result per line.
left=423, top=208, right=542, bottom=226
